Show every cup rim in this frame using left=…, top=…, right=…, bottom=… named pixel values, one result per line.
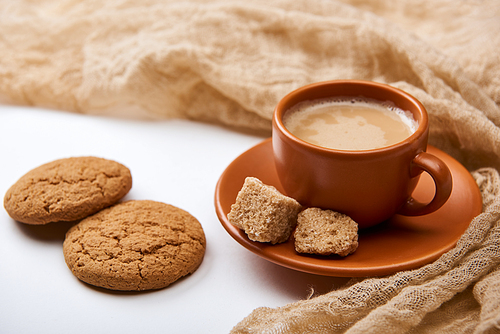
left=272, top=80, right=428, bottom=155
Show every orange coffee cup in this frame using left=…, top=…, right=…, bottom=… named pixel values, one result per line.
left=272, top=80, right=452, bottom=229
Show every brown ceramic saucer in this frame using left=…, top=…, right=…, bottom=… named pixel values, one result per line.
left=214, top=138, right=483, bottom=277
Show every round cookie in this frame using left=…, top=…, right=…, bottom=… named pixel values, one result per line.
left=3, top=157, right=132, bottom=225
left=63, top=200, right=206, bottom=291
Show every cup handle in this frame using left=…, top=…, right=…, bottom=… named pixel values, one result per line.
left=398, top=152, right=453, bottom=216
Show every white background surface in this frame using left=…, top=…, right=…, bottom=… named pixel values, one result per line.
left=0, top=105, right=350, bottom=334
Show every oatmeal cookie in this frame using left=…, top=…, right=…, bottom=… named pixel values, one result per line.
left=63, top=200, right=206, bottom=291
left=3, top=157, right=132, bottom=224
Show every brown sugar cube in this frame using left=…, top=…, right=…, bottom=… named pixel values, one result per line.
left=294, top=207, right=358, bottom=256
left=227, top=177, right=302, bottom=244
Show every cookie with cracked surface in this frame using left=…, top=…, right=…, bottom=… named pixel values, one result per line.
left=3, top=157, right=132, bottom=225
left=63, top=200, right=206, bottom=291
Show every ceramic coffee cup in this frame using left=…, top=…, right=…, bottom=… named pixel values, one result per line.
left=272, top=80, right=452, bottom=229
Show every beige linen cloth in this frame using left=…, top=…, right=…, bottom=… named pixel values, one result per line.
left=1, top=0, right=500, bottom=332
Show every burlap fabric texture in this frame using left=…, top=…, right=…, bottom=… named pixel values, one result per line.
left=1, top=0, right=499, bottom=333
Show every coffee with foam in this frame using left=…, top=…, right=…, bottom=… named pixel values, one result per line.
left=283, top=97, right=418, bottom=150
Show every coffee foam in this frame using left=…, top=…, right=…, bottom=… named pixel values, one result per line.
left=283, top=96, right=418, bottom=150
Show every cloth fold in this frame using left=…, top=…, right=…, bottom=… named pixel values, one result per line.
left=1, top=0, right=500, bottom=332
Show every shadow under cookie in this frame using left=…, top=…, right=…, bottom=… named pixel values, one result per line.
left=72, top=270, right=197, bottom=295
left=15, top=219, right=79, bottom=242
